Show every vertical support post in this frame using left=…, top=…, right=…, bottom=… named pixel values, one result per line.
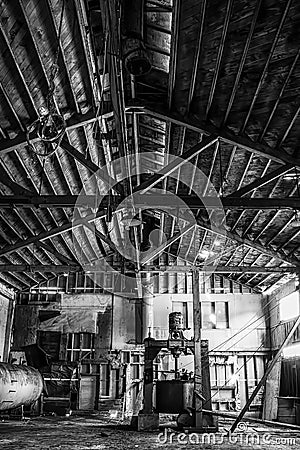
left=193, top=269, right=203, bottom=427
left=143, top=345, right=154, bottom=414
left=142, top=273, right=154, bottom=340
left=142, top=273, right=156, bottom=414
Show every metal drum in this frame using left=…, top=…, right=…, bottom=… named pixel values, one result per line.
left=155, top=380, right=193, bottom=414
left=0, top=363, right=43, bottom=411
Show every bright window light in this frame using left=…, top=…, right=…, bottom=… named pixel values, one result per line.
left=283, top=343, right=300, bottom=358
left=279, top=291, right=299, bottom=321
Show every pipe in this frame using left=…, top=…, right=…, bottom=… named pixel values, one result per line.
left=122, top=0, right=151, bottom=76
left=0, top=363, right=43, bottom=411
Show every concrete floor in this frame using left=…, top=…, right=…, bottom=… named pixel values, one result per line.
left=0, top=415, right=300, bottom=450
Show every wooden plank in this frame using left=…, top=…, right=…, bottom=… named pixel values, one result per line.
left=13, top=305, right=39, bottom=349
left=262, top=356, right=282, bottom=421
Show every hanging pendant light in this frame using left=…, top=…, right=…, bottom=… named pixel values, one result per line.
left=26, top=104, right=66, bottom=157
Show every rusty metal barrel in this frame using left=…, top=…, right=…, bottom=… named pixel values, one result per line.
left=0, top=363, right=43, bottom=410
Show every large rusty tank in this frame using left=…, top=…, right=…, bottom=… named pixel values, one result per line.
left=0, top=363, right=43, bottom=410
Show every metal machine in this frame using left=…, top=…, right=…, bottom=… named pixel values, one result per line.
left=138, top=312, right=217, bottom=431
left=0, top=363, right=43, bottom=411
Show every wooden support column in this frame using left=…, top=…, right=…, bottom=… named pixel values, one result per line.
left=193, top=269, right=203, bottom=427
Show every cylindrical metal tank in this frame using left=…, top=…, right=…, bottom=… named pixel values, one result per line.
left=0, top=363, right=43, bottom=411
left=155, top=380, right=194, bottom=414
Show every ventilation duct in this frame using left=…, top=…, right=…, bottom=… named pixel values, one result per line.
left=122, top=0, right=152, bottom=76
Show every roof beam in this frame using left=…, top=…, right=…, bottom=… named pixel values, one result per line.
left=0, top=264, right=297, bottom=274
left=206, top=0, right=233, bottom=117
left=241, top=0, right=292, bottom=132
left=140, top=224, right=195, bottom=265
left=196, top=220, right=299, bottom=267
left=0, top=165, right=34, bottom=196
left=59, top=139, right=123, bottom=195
left=0, top=110, right=111, bottom=154
left=36, top=241, right=77, bottom=266
left=222, top=0, right=262, bottom=125
left=1, top=195, right=300, bottom=210
left=0, top=212, right=106, bottom=258
left=134, top=135, right=219, bottom=193
left=227, top=164, right=294, bottom=198
left=132, top=106, right=300, bottom=166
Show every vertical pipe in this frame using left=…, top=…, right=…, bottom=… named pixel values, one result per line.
left=193, top=270, right=203, bottom=427
left=142, top=273, right=154, bottom=340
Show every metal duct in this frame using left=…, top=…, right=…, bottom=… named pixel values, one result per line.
left=122, top=0, right=152, bottom=76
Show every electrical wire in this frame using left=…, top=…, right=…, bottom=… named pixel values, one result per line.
left=201, top=321, right=283, bottom=405
left=206, top=294, right=281, bottom=353
left=175, top=296, right=282, bottom=377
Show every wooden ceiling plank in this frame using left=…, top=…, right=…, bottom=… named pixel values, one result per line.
left=0, top=80, right=26, bottom=132
left=187, top=0, right=207, bottom=109
left=36, top=241, right=76, bottom=266
left=72, top=0, right=98, bottom=107
left=136, top=106, right=297, bottom=165
left=60, top=138, right=123, bottom=195
left=0, top=264, right=297, bottom=274
left=278, top=103, right=300, bottom=148
left=206, top=0, right=234, bottom=118
left=222, top=0, right=262, bottom=126
left=277, top=229, right=300, bottom=251
left=227, top=163, right=293, bottom=198
left=167, top=0, right=181, bottom=108
left=0, top=111, right=104, bottom=154
left=0, top=19, right=38, bottom=119
left=259, top=48, right=300, bottom=141
left=33, top=151, right=83, bottom=265
left=45, top=0, right=80, bottom=113
left=135, top=134, right=218, bottom=193
left=202, top=140, right=219, bottom=196
left=241, top=0, right=293, bottom=133
left=0, top=210, right=106, bottom=258
left=0, top=163, right=34, bottom=196
left=0, top=154, right=61, bottom=275
left=266, top=213, right=295, bottom=246
left=0, top=273, right=26, bottom=291
left=197, top=220, right=298, bottom=266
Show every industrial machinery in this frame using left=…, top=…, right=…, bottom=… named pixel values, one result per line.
left=138, top=312, right=217, bottom=431
left=0, top=363, right=43, bottom=411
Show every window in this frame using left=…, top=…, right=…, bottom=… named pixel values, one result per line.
left=201, top=302, right=229, bottom=329
left=67, top=333, right=95, bottom=362
left=280, top=291, right=299, bottom=321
